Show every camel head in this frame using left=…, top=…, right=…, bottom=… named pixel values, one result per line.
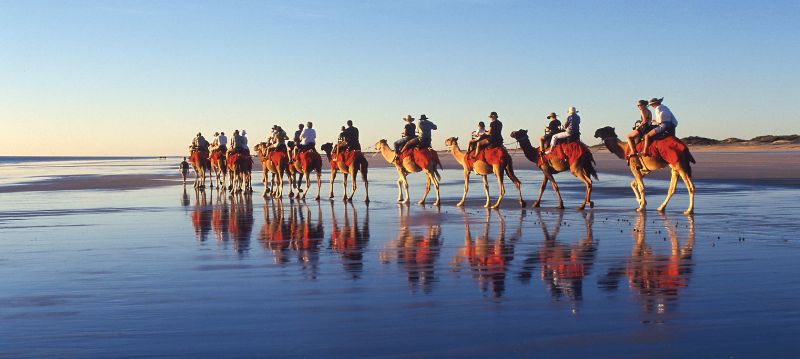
left=509, top=129, right=529, bottom=141
left=320, top=142, right=333, bottom=154
left=594, top=126, right=618, bottom=141
left=444, top=137, right=459, bottom=148
left=375, top=139, right=388, bottom=149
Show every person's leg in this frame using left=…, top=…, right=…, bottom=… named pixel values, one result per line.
left=643, top=123, right=666, bottom=155
left=474, top=139, right=488, bottom=156
left=539, top=136, right=548, bottom=152
left=626, top=130, right=640, bottom=156
left=547, top=132, right=569, bottom=153
left=394, top=138, right=406, bottom=153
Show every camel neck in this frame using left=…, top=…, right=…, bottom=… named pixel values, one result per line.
left=448, top=142, right=466, bottom=166
left=603, top=138, right=627, bottom=159
left=516, top=137, right=540, bottom=163
left=322, top=149, right=332, bottom=161
left=378, top=143, right=396, bottom=163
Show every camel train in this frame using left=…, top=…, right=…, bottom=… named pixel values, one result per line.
left=187, top=110, right=695, bottom=214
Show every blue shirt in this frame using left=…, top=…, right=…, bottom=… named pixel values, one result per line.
left=565, top=114, right=580, bottom=136
left=418, top=119, right=437, bottom=139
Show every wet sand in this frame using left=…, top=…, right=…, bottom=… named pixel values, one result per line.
left=1, top=157, right=799, bottom=357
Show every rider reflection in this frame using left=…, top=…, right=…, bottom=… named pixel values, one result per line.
left=227, top=192, right=254, bottom=255
left=519, top=210, right=596, bottom=309
left=598, top=213, right=695, bottom=319
left=290, top=202, right=324, bottom=279
left=258, top=200, right=293, bottom=264
left=330, top=202, right=370, bottom=279
left=191, top=188, right=212, bottom=242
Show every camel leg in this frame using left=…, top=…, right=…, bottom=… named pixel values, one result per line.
left=576, top=172, right=593, bottom=210
left=633, top=171, right=647, bottom=212
left=481, top=175, right=490, bottom=208
left=432, top=172, right=440, bottom=206
left=328, top=170, right=337, bottom=199
left=532, top=174, right=547, bottom=208
left=678, top=169, right=695, bottom=215
left=315, top=169, right=322, bottom=201
left=630, top=179, right=642, bottom=207
left=418, top=173, right=431, bottom=205
left=402, top=174, right=410, bottom=204
left=657, top=169, right=679, bottom=212
left=491, top=166, right=506, bottom=209
left=341, top=173, right=349, bottom=202
left=360, top=164, right=369, bottom=203
left=505, top=165, right=526, bottom=207
left=396, top=176, right=404, bottom=202
left=457, top=170, right=470, bottom=207
left=546, top=172, right=564, bottom=209
left=348, top=167, right=357, bottom=202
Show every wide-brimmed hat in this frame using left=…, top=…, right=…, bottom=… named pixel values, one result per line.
left=567, top=106, right=578, bottom=114
left=649, top=97, right=664, bottom=105
left=488, top=111, right=498, bottom=118
left=547, top=112, right=558, bottom=119
left=403, top=115, right=414, bottom=122
left=214, top=132, right=219, bottom=136
left=637, top=99, right=648, bottom=106
left=419, top=114, right=429, bottom=120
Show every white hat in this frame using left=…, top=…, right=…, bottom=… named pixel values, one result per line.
left=567, top=106, right=578, bottom=114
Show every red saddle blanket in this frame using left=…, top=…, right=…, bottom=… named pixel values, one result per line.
left=538, top=141, right=593, bottom=167
left=465, top=146, right=508, bottom=171
left=210, top=150, right=225, bottom=163
left=626, top=136, right=694, bottom=165
left=227, top=152, right=251, bottom=165
left=399, top=147, right=439, bottom=169
left=190, top=150, right=209, bottom=163
left=334, top=149, right=361, bottom=166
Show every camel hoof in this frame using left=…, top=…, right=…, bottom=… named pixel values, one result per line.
left=520, top=200, right=527, bottom=208
left=636, top=207, right=646, bottom=212
left=577, top=205, right=585, bottom=211
left=684, top=210, right=694, bottom=215
left=589, top=201, right=594, bottom=208
left=315, top=196, right=320, bottom=201
left=456, top=202, right=464, bottom=207
left=531, top=202, right=540, bottom=208
left=364, top=198, right=370, bottom=203
left=557, top=205, right=565, bottom=209
left=417, top=200, right=425, bottom=206
left=433, top=201, right=440, bottom=206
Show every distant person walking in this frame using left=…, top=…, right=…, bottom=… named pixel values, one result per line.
left=642, top=97, right=678, bottom=154
left=179, top=157, right=190, bottom=184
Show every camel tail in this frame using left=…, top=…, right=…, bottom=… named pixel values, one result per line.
left=586, top=160, right=599, bottom=180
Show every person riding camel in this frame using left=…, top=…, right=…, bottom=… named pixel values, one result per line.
left=299, top=121, right=316, bottom=152
left=343, top=120, right=361, bottom=151
left=539, top=112, right=563, bottom=153
left=626, top=99, right=654, bottom=156
left=211, top=132, right=221, bottom=150
left=192, top=132, right=209, bottom=153
left=229, top=130, right=242, bottom=154
left=467, top=121, right=486, bottom=153
left=393, top=115, right=417, bottom=162
left=269, top=126, right=289, bottom=154
left=417, top=114, right=438, bottom=149
left=474, top=111, right=503, bottom=157
left=240, top=130, right=249, bottom=154
left=641, top=97, right=678, bottom=155
left=292, top=123, right=304, bottom=157
left=546, top=106, right=581, bottom=154
left=217, top=131, right=227, bottom=153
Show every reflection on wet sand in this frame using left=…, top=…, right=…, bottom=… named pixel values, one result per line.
left=599, top=213, right=695, bottom=320
left=519, top=210, right=596, bottom=309
left=258, top=200, right=325, bottom=272
left=380, top=205, right=443, bottom=294
left=330, top=202, right=370, bottom=279
left=227, top=193, right=254, bottom=254
left=191, top=188, right=212, bottom=242
left=452, top=209, right=523, bottom=298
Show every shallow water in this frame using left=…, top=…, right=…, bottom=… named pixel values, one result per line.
left=1, top=158, right=799, bottom=358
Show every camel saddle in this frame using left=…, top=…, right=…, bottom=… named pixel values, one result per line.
left=398, top=147, right=439, bottom=169
left=626, top=135, right=695, bottom=166
left=539, top=141, right=593, bottom=167
left=210, top=150, right=225, bottom=162
left=466, top=146, right=508, bottom=172
left=190, top=150, right=209, bottom=163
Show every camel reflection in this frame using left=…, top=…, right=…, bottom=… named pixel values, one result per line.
left=226, top=193, right=254, bottom=254
left=259, top=200, right=292, bottom=264
left=599, top=213, right=694, bottom=318
left=380, top=205, right=443, bottom=294
left=452, top=209, right=523, bottom=299
left=519, top=210, right=596, bottom=308
left=258, top=200, right=325, bottom=275
left=330, top=202, right=370, bottom=279
left=191, top=188, right=212, bottom=242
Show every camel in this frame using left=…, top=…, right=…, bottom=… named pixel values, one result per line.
left=189, top=150, right=211, bottom=189
left=209, top=149, right=227, bottom=189
left=319, top=143, right=369, bottom=202
left=226, top=151, right=253, bottom=194
left=374, top=140, right=442, bottom=206
left=289, top=146, right=323, bottom=201
left=509, top=130, right=598, bottom=210
left=254, top=143, right=292, bottom=198
left=443, top=137, right=524, bottom=208
left=594, top=126, right=695, bottom=214
left=285, top=142, right=304, bottom=194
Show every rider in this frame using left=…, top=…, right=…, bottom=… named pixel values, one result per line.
left=192, top=132, right=209, bottom=153
left=211, top=132, right=220, bottom=150
left=299, top=121, right=316, bottom=152
left=467, top=121, right=486, bottom=153
left=474, top=111, right=502, bottom=156
left=269, top=125, right=289, bottom=153
left=229, top=130, right=242, bottom=154
left=627, top=99, right=653, bottom=156
left=539, top=112, right=562, bottom=153
left=642, top=97, right=678, bottom=154
left=417, top=114, right=438, bottom=149
left=292, top=123, right=304, bottom=156
left=546, top=106, right=580, bottom=154
left=393, top=115, right=417, bottom=162
left=343, top=120, right=361, bottom=151
left=217, top=131, right=228, bottom=153
left=240, top=130, right=249, bottom=154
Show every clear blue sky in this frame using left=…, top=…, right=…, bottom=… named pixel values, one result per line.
left=1, top=0, right=798, bottom=155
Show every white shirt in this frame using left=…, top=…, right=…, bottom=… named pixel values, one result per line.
left=472, top=128, right=486, bottom=139
left=300, top=128, right=316, bottom=145
left=217, top=134, right=227, bottom=146
left=654, top=104, right=678, bottom=126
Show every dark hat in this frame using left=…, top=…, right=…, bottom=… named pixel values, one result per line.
left=547, top=112, right=558, bottom=119
left=637, top=99, right=648, bottom=106
left=649, top=97, right=664, bottom=105
left=488, top=111, right=498, bottom=118
left=419, top=114, right=429, bottom=120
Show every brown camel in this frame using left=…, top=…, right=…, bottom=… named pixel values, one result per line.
left=509, top=129, right=598, bottom=210
left=290, top=147, right=323, bottom=201
left=254, top=143, right=292, bottom=198
left=443, top=137, right=524, bottom=208
left=319, top=143, right=369, bottom=202
left=189, top=150, right=211, bottom=189
left=226, top=151, right=253, bottom=194
left=375, top=140, right=441, bottom=206
left=209, top=149, right=227, bottom=189
left=594, top=126, right=695, bottom=214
